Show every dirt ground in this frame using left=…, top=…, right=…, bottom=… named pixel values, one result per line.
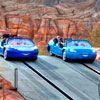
left=0, top=74, right=25, bottom=100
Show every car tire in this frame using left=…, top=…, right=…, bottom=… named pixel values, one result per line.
left=33, top=57, right=37, bottom=61
left=4, top=50, right=8, bottom=60
left=47, top=45, right=50, bottom=51
left=89, top=60, right=95, bottom=63
left=50, top=51, right=54, bottom=56
left=49, top=47, right=55, bottom=56
left=63, top=51, right=67, bottom=61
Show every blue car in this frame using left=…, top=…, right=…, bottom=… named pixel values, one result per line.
left=47, top=38, right=96, bottom=62
left=0, top=38, right=38, bottom=60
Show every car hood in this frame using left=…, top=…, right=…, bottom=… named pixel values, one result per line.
left=66, top=47, right=96, bottom=53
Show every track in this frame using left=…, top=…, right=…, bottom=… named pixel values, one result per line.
left=23, top=61, right=73, bottom=100
left=23, top=56, right=100, bottom=100
left=53, top=56, right=100, bottom=85
left=23, top=60, right=100, bottom=100
left=0, top=56, right=99, bottom=100
left=53, top=56, right=100, bottom=76
left=81, top=63, right=100, bottom=76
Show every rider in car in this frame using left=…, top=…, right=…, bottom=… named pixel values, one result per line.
left=54, top=35, right=65, bottom=48
left=54, top=35, right=64, bottom=44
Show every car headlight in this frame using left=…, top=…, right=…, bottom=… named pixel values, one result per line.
left=70, top=49, right=77, bottom=53
left=10, top=45, right=15, bottom=48
left=33, top=46, right=38, bottom=50
left=92, top=49, right=96, bottom=53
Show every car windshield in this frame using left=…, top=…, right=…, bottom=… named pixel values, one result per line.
left=8, top=38, right=34, bottom=46
left=66, top=40, right=92, bottom=47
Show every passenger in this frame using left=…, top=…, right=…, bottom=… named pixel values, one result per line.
left=20, top=40, right=27, bottom=45
left=1, top=37, right=7, bottom=46
left=0, top=36, right=4, bottom=42
left=78, top=42, right=85, bottom=47
left=13, top=35, right=17, bottom=38
left=10, top=39, right=17, bottom=45
left=54, top=35, right=65, bottom=48
left=1, top=34, right=9, bottom=45
left=54, top=35, right=64, bottom=45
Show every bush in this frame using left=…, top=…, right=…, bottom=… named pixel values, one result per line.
left=38, top=46, right=49, bottom=55
left=89, top=26, right=100, bottom=47
left=0, top=84, right=3, bottom=89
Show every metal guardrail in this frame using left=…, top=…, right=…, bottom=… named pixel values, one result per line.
left=14, top=68, right=18, bottom=91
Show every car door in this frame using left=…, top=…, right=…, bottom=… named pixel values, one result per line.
left=49, top=39, right=56, bottom=54
left=55, top=43, right=63, bottom=56
left=0, top=40, right=4, bottom=55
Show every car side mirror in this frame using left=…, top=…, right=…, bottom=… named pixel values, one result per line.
left=56, top=43, right=59, bottom=46
left=58, top=43, right=60, bottom=46
left=58, top=43, right=63, bottom=48
left=4, top=43, right=6, bottom=45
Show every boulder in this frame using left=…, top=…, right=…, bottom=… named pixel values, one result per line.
left=96, top=48, right=100, bottom=62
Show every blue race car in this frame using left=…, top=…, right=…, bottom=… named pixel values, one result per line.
left=0, top=38, right=38, bottom=60
left=47, top=38, right=96, bottom=62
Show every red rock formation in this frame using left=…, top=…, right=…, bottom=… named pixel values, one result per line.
left=0, top=14, right=100, bottom=47
left=0, top=0, right=100, bottom=47
left=0, top=7, right=6, bottom=31
left=0, top=75, right=25, bottom=100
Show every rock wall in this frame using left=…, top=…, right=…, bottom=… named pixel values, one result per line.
left=0, top=14, right=100, bottom=47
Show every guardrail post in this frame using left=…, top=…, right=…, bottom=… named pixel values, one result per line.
left=99, top=79, right=100, bottom=99
left=14, top=68, right=18, bottom=90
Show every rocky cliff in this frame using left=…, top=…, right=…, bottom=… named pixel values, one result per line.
left=0, top=0, right=100, bottom=46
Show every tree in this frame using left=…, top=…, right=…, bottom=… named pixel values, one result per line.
left=90, top=25, right=100, bottom=47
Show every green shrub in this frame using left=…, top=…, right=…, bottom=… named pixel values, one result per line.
left=0, top=84, right=3, bottom=89
left=38, top=46, right=49, bottom=55
left=89, top=26, right=100, bottom=47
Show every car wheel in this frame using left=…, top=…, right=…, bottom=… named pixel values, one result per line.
left=89, top=60, right=95, bottom=63
left=50, top=51, right=54, bottom=56
left=33, top=57, right=37, bottom=61
left=63, top=51, right=67, bottom=61
left=49, top=47, right=55, bottom=56
left=47, top=45, right=50, bottom=51
left=4, top=50, right=8, bottom=60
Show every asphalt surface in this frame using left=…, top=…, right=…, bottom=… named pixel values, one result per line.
left=85, top=61, right=100, bottom=73
left=0, top=56, right=100, bottom=100
left=0, top=57, right=67, bottom=100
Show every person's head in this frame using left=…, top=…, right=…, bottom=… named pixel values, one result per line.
left=13, top=35, right=17, bottom=38
left=57, top=35, right=61, bottom=41
left=1, top=36, right=3, bottom=39
left=14, top=35, right=17, bottom=38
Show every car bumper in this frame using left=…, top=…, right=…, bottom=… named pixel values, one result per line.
left=67, top=53, right=96, bottom=60
left=7, top=50, right=38, bottom=58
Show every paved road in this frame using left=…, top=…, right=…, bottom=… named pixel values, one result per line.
left=85, top=61, right=100, bottom=73
left=0, top=57, right=67, bottom=100
left=0, top=56, right=100, bottom=100
left=26, top=56, right=100, bottom=100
